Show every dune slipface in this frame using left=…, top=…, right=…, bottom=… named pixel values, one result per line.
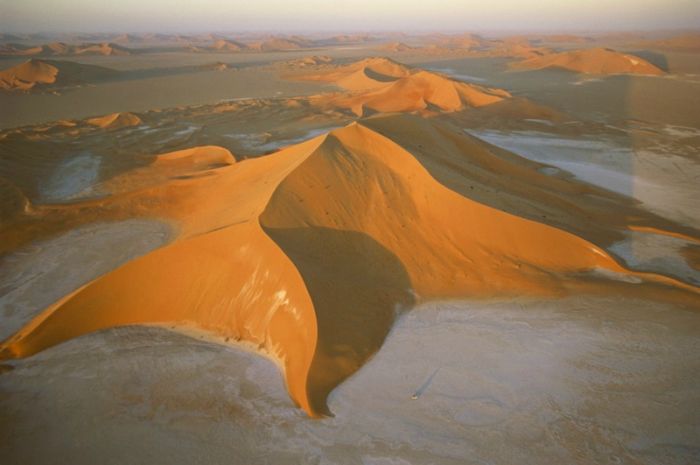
left=1, top=118, right=698, bottom=418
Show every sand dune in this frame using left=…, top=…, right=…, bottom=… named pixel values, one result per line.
left=297, top=57, right=412, bottom=90
left=0, top=59, right=119, bottom=91
left=211, top=39, right=247, bottom=52
left=635, top=33, right=700, bottom=52
left=1, top=115, right=698, bottom=418
left=378, top=42, right=416, bottom=52
left=282, top=55, right=333, bottom=68
left=0, top=41, right=131, bottom=57
left=0, top=59, right=58, bottom=90
left=295, top=57, right=511, bottom=115
left=435, top=33, right=487, bottom=50
left=86, top=112, right=142, bottom=129
left=249, top=37, right=308, bottom=52
left=510, top=47, right=665, bottom=75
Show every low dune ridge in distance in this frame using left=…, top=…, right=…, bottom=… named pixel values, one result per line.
left=435, top=33, right=487, bottom=50
left=532, top=34, right=593, bottom=44
left=2, top=115, right=698, bottom=418
left=249, top=37, right=309, bottom=52
left=211, top=39, right=247, bottom=52
left=635, top=33, right=700, bottom=52
left=0, top=59, right=119, bottom=91
left=297, top=58, right=511, bottom=115
left=86, top=112, right=142, bottom=129
left=0, top=41, right=132, bottom=57
left=283, top=55, right=333, bottom=68
left=378, top=42, right=416, bottom=52
left=510, top=47, right=665, bottom=75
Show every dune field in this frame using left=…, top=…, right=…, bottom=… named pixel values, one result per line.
left=1, top=26, right=699, bottom=465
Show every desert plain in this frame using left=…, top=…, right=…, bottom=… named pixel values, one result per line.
left=0, top=29, right=699, bottom=465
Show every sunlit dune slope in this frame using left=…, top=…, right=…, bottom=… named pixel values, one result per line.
left=0, top=41, right=132, bottom=57
left=0, top=59, right=119, bottom=91
left=298, top=57, right=511, bottom=115
left=86, top=112, right=142, bottom=129
left=0, top=59, right=58, bottom=90
left=510, top=47, right=665, bottom=75
left=1, top=117, right=698, bottom=418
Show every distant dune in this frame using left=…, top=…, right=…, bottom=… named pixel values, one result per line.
left=0, top=59, right=58, bottom=90
left=2, top=114, right=697, bottom=419
left=0, top=59, right=119, bottom=91
left=378, top=42, right=416, bottom=52
left=86, top=112, right=142, bottom=129
left=510, top=47, right=665, bottom=75
left=636, top=33, right=700, bottom=52
left=0, top=41, right=132, bottom=57
left=435, top=33, right=487, bottom=50
left=296, top=57, right=510, bottom=115
left=532, top=34, right=593, bottom=44
left=211, top=39, right=247, bottom=52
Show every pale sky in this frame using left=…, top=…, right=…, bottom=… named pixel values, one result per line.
left=1, top=0, right=699, bottom=33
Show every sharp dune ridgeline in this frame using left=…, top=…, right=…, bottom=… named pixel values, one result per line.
left=1, top=112, right=698, bottom=417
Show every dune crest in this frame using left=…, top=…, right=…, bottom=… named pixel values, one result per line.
left=0, top=59, right=58, bottom=90
left=510, top=47, right=665, bottom=75
left=211, top=39, right=247, bottom=52
left=86, top=112, right=142, bottom=129
left=297, top=58, right=511, bottom=115
left=0, top=59, right=118, bottom=91
left=1, top=116, right=697, bottom=418
left=0, top=41, right=131, bottom=57
left=378, top=42, right=416, bottom=52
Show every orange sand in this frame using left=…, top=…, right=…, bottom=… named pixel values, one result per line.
left=510, top=47, right=665, bottom=75
left=297, top=57, right=511, bottom=116
left=0, top=58, right=118, bottom=91
left=86, top=112, right=142, bottom=129
left=0, top=59, right=58, bottom=90
left=1, top=114, right=698, bottom=418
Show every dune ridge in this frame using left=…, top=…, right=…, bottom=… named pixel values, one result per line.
left=297, top=57, right=511, bottom=115
left=0, top=59, right=58, bottom=90
left=0, top=59, right=119, bottom=91
left=1, top=116, right=698, bottom=418
left=0, top=41, right=131, bottom=57
left=510, top=47, right=665, bottom=75
left=86, top=112, right=143, bottom=129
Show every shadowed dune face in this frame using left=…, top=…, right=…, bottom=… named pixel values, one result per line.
left=263, top=227, right=414, bottom=415
left=1, top=115, right=699, bottom=418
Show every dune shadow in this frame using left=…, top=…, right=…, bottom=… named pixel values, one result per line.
left=263, top=226, right=415, bottom=416
left=628, top=50, right=669, bottom=72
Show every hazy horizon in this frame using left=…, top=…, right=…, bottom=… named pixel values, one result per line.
left=1, top=0, right=699, bottom=34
